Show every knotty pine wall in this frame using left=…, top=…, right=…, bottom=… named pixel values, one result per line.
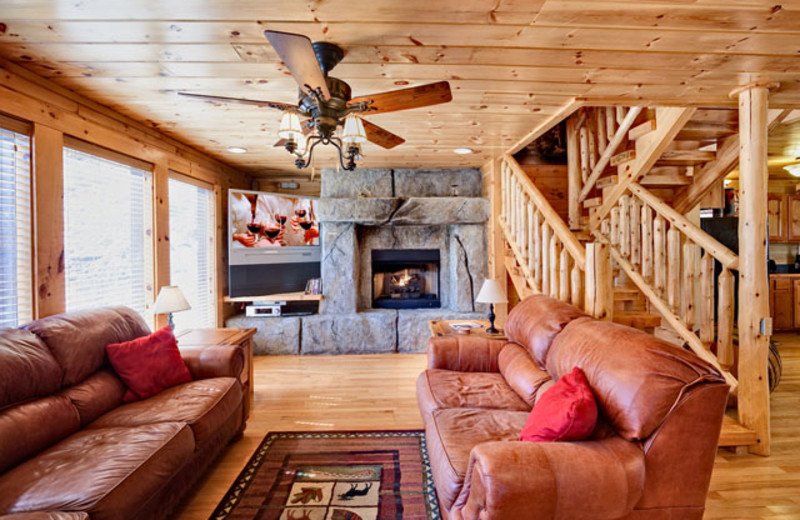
left=0, top=58, right=253, bottom=327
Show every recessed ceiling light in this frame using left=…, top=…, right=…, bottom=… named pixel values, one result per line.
left=453, top=147, right=474, bottom=155
left=227, top=146, right=248, bottom=154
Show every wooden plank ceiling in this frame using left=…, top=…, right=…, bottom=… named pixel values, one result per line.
left=1, top=0, right=800, bottom=175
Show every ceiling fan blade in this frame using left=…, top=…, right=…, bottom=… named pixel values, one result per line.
left=274, top=139, right=288, bottom=148
left=264, top=30, right=331, bottom=100
left=348, top=81, right=452, bottom=115
left=362, top=119, right=405, bottom=149
left=178, top=92, right=295, bottom=111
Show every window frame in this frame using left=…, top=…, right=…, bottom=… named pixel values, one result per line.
left=0, top=112, right=34, bottom=327
left=61, top=137, right=157, bottom=324
left=167, top=170, right=219, bottom=329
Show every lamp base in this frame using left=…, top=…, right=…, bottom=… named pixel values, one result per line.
left=486, top=303, right=499, bottom=334
left=167, top=312, right=175, bottom=330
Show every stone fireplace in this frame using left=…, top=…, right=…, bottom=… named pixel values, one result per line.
left=227, top=167, right=488, bottom=354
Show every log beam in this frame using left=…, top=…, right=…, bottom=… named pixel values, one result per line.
left=736, top=84, right=772, bottom=456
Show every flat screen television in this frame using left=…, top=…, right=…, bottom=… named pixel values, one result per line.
left=228, top=189, right=320, bottom=298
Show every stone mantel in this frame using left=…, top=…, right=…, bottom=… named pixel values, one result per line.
left=318, top=197, right=489, bottom=225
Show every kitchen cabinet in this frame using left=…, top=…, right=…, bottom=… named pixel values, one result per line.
left=794, top=279, right=800, bottom=330
left=768, top=194, right=787, bottom=242
left=767, top=193, right=800, bottom=243
left=788, top=194, right=800, bottom=241
left=770, top=276, right=794, bottom=330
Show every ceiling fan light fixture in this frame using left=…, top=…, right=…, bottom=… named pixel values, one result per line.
left=453, top=147, right=474, bottom=155
left=278, top=110, right=303, bottom=142
left=342, top=114, right=367, bottom=145
left=785, top=164, right=800, bottom=177
left=293, top=133, right=309, bottom=156
left=226, top=146, right=248, bottom=154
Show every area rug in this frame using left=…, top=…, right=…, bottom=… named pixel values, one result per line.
left=210, top=430, right=440, bottom=520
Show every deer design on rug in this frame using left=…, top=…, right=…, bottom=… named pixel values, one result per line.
left=337, top=482, right=372, bottom=501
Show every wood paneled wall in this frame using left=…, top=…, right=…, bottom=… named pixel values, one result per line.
left=0, top=58, right=252, bottom=326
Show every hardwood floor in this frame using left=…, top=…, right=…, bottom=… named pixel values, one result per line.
left=173, top=334, right=800, bottom=520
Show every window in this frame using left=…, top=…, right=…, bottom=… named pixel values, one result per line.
left=168, top=174, right=217, bottom=329
left=63, top=141, right=154, bottom=324
left=0, top=116, right=32, bottom=327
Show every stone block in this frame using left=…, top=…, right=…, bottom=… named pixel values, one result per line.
left=320, top=223, right=358, bottom=314
left=321, top=168, right=393, bottom=198
left=450, top=224, right=489, bottom=312
left=394, top=168, right=482, bottom=198
left=318, top=198, right=400, bottom=225
left=391, top=198, right=489, bottom=225
left=301, top=310, right=397, bottom=354
left=225, top=314, right=301, bottom=355
left=397, top=309, right=485, bottom=353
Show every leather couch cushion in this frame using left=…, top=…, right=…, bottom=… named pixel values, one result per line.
left=547, top=318, right=725, bottom=441
left=504, top=295, right=588, bottom=368
left=497, top=343, right=551, bottom=407
left=22, top=307, right=151, bottom=387
left=0, top=396, right=80, bottom=474
left=89, top=378, right=242, bottom=447
left=0, top=329, right=62, bottom=409
left=59, top=370, right=126, bottom=426
left=417, top=369, right=529, bottom=424
left=426, top=408, right=528, bottom=510
left=106, top=326, right=192, bottom=402
left=0, top=423, right=193, bottom=520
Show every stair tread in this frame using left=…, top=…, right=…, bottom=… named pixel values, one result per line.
left=613, top=311, right=662, bottom=328
left=719, top=416, right=758, bottom=447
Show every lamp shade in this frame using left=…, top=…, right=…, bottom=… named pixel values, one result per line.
left=278, top=110, right=303, bottom=142
left=153, top=286, right=191, bottom=314
left=342, top=114, right=367, bottom=145
left=476, top=279, right=507, bottom=304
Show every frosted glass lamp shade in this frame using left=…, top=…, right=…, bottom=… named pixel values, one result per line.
left=476, top=279, right=507, bottom=304
left=153, top=286, right=191, bottom=314
left=278, top=110, right=303, bottom=142
left=342, top=114, right=367, bottom=145
left=294, top=133, right=308, bottom=155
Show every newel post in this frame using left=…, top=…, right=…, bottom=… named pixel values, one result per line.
left=734, top=81, right=776, bottom=456
left=584, top=241, right=613, bottom=320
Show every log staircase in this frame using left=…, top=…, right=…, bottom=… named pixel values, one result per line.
left=497, top=102, right=767, bottom=452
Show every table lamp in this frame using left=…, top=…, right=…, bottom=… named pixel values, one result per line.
left=476, top=279, right=507, bottom=334
left=153, top=286, right=191, bottom=330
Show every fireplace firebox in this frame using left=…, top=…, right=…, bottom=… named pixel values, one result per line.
left=371, top=249, right=441, bottom=309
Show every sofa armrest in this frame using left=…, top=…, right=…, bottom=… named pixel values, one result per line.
left=0, top=513, right=89, bottom=520
left=427, top=335, right=507, bottom=372
left=180, top=345, right=244, bottom=381
left=455, top=438, right=645, bottom=520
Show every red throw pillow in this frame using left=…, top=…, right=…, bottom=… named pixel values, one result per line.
left=106, top=326, right=192, bottom=402
left=519, top=367, right=598, bottom=442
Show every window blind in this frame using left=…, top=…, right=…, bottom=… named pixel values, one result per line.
left=0, top=123, right=32, bottom=327
left=63, top=146, right=155, bottom=326
left=168, top=174, right=217, bottom=329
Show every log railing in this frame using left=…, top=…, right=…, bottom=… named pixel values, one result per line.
left=567, top=106, right=641, bottom=229
left=500, top=154, right=612, bottom=318
left=595, top=181, right=739, bottom=390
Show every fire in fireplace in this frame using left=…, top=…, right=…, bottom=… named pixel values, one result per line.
left=371, top=249, right=441, bottom=309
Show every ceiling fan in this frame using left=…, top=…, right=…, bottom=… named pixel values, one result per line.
left=179, top=30, right=453, bottom=171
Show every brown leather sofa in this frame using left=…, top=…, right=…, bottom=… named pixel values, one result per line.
left=0, top=307, right=247, bottom=520
left=417, top=295, right=729, bottom=520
